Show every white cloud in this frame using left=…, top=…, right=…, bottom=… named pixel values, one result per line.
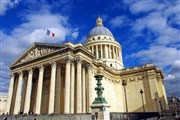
left=0, top=0, right=21, bottom=15
left=0, top=6, right=78, bottom=93
left=123, top=0, right=180, bottom=46
left=128, top=0, right=165, bottom=14
left=71, top=28, right=79, bottom=39
left=166, top=74, right=175, bottom=80
left=130, top=46, right=180, bottom=67
left=1, top=13, right=71, bottom=58
left=165, top=60, right=180, bottom=96
left=164, top=1, right=180, bottom=25
left=168, top=60, right=180, bottom=78
left=110, top=16, right=129, bottom=28
left=132, top=12, right=179, bottom=45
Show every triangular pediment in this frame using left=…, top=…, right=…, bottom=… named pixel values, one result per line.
left=11, top=42, right=64, bottom=67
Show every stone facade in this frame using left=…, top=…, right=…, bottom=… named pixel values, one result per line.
left=0, top=95, right=7, bottom=115
left=5, top=17, right=168, bottom=115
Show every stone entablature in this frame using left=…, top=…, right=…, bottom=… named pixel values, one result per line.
left=120, top=63, right=164, bottom=78
left=86, top=35, right=116, bottom=43
left=10, top=42, right=94, bottom=70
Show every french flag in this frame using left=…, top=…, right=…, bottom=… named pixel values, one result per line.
left=47, top=29, right=55, bottom=37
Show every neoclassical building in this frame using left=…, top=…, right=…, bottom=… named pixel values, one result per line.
left=5, top=17, right=168, bottom=115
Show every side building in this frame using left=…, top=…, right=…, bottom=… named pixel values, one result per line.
left=5, top=17, right=168, bottom=115
left=0, top=95, right=7, bottom=115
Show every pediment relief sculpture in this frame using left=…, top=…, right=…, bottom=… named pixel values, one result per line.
left=19, top=46, right=60, bottom=64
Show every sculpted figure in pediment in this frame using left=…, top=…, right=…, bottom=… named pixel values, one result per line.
left=19, top=47, right=58, bottom=63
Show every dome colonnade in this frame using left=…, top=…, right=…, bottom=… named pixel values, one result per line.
left=85, top=17, right=123, bottom=69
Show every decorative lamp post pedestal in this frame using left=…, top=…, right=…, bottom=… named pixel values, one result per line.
left=90, top=75, right=111, bottom=120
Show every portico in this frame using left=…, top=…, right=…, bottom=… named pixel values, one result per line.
left=5, top=42, right=94, bottom=114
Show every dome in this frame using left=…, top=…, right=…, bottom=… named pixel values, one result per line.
left=87, top=17, right=114, bottom=38
left=88, top=26, right=114, bottom=37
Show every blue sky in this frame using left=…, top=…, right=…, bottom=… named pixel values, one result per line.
left=0, top=0, right=180, bottom=97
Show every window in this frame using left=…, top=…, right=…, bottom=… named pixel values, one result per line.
left=110, top=64, right=112, bottom=67
left=0, top=99, right=2, bottom=102
left=92, top=38, right=95, bottom=40
left=3, top=100, right=7, bottom=102
left=104, top=37, right=106, bottom=39
left=98, top=37, right=100, bottom=39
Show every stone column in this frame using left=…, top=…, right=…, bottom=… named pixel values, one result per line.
left=64, top=58, right=71, bottom=113
left=109, top=45, right=112, bottom=59
left=70, top=62, right=75, bottom=113
left=82, top=66, right=86, bottom=113
left=96, top=45, right=98, bottom=59
left=107, top=45, right=110, bottom=58
left=119, top=49, right=122, bottom=62
left=5, top=73, right=15, bottom=114
left=20, top=74, right=28, bottom=113
left=76, top=57, right=82, bottom=113
left=92, top=46, right=94, bottom=54
left=24, top=69, right=33, bottom=114
left=35, top=65, right=44, bottom=114
left=13, top=72, right=23, bottom=114
left=104, top=45, right=108, bottom=59
left=48, top=62, right=57, bottom=114
left=116, top=47, right=119, bottom=60
left=113, top=46, right=116, bottom=59
left=87, top=64, right=93, bottom=113
left=55, top=64, right=62, bottom=114
left=100, top=45, right=103, bottom=58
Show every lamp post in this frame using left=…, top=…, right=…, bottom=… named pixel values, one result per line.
left=122, top=80, right=129, bottom=120
left=140, top=89, right=146, bottom=120
left=155, top=98, right=159, bottom=112
left=140, top=89, right=145, bottom=113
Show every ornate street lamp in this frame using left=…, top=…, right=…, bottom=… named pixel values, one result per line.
left=155, top=98, right=159, bottom=112
left=140, top=89, right=145, bottom=113
left=122, top=80, right=129, bottom=120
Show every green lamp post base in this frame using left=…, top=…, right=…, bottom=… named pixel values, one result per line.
left=92, top=75, right=108, bottom=104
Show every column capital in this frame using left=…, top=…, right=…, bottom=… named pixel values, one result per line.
left=49, top=61, right=57, bottom=67
left=27, top=68, right=33, bottom=73
left=87, top=63, right=93, bottom=69
left=10, top=72, right=15, bottom=77
left=75, top=56, right=81, bottom=63
left=65, top=56, right=73, bottom=63
left=39, top=65, right=44, bottom=71
left=17, top=71, right=23, bottom=75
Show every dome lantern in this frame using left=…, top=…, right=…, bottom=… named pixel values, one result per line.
left=96, top=17, right=103, bottom=26
left=87, top=17, right=114, bottom=38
